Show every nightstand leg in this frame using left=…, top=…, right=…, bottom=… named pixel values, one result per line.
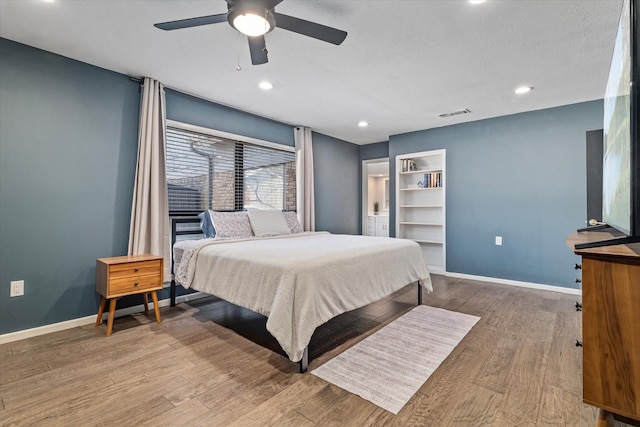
left=96, top=297, right=107, bottom=326
left=106, top=298, right=117, bottom=336
left=150, top=291, right=161, bottom=324
left=595, top=409, right=610, bottom=427
left=142, top=293, right=149, bottom=315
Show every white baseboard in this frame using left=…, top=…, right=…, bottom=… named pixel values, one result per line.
left=0, top=292, right=208, bottom=345
left=1, top=273, right=579, bottom=345
left=444, top=272, right=581, bottom=295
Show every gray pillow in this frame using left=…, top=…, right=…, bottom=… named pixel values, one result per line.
left=247, top=210, right=292, bottom=237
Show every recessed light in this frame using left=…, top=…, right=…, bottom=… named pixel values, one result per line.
left=358, top=121, right=368, bottom=128
left=259, top=81, right=273, bottom=90
left=469, top=0, right=486, bottom=4
left=515, top=86, right=534, bottom=94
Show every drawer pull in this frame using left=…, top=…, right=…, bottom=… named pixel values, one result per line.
left=575, top=340, right=583, bottom=347
left=575, top=278, right=582, bottom=283
left=134, top=282, right=139, bottom=286
left=134, top=268, right=140, bottom=272
left=574, top=263, right=582, bottom=270
left=575, top=302, right=582, bottom=311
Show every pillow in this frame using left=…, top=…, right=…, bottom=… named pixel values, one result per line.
left=209, top=211, right=254, bottom=239
left=282, top=211, right=303, bottom=234
left=198, top=211, right=216, bottom=238
left=247, top=209, right=292, bottom=237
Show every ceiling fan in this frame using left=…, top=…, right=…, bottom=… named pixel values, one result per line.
left=154, top=0, right=348, bottom=65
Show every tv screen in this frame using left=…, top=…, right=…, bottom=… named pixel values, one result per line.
left=602, top=0, right=632, bottom=235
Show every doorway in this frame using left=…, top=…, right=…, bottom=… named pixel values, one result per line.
left=362, top=158, right=389, bottom=236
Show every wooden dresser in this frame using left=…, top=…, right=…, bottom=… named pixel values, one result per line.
left=568, top=231, right=640, bottom=426
left=95, top=254, right=163, bottom=336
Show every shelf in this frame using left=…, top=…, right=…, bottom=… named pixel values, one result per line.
left=399, top=222, right=442, bottom=226
left=400, top=169, right=442, bottom=176
left=399, top=205, right=442, bottom=208
left=399, top=187, right=442, bottom=191
left=412, top=239, right=443, bottom=245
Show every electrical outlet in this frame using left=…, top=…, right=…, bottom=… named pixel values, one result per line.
left=495, top=236, right=503, bottom=246
left=10, top=280, right=24, bottom=297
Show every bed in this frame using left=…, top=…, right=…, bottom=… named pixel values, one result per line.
left=170, top=211, right=431, bottom=372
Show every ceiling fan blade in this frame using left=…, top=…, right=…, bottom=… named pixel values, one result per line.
left=265, top=0, right=285, bottom=7
left=154, top=14, right=228, bottom=31
left=248, top=36, right=269, bottom=65
left=274, top=13, right=347, bottom=45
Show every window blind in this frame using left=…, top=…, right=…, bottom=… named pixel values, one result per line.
left=166, top=126, right=296, bottom=214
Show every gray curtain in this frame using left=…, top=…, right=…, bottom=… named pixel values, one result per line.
left=128, top=77, right=170, bottom=281
left=295, top=126, right=315, bottom=231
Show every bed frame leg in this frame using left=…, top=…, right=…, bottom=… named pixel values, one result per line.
left=170, top=279, right=176, bottom=307
left=417, top=283, right=422, bottom=305
left=299, top=346, right=309, bottom=373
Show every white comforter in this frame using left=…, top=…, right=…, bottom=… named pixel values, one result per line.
left=175, top=232, right=431, bottom=362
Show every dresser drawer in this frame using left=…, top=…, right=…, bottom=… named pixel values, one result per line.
left=109, top=260, right=162, bottom=280
left=109, top=273, right=161, bottom=296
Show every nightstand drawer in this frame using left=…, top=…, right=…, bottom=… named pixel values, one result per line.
left=110, top=260, right=162, bottom=280
left=109, top=273, right=161, bottom=296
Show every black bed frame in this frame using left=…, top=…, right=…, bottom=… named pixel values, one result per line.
left=169, top=216, right=202, bottom=308
left=169, top=215, right=422, bottom=373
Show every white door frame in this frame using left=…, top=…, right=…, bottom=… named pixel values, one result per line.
left=362, top=157, right=389, bottom=235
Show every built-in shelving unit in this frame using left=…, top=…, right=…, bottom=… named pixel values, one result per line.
left=396, top=149, right=446, bottom=273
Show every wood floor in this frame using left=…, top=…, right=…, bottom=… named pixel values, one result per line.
left=0, top=276, right=632, bottom=426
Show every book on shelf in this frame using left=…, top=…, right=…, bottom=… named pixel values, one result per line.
left=420, top=171, right=442, bottom=188
left=401, top=159, right=417, bottom=172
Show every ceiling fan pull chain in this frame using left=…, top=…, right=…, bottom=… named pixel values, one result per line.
left=236, top=32, right=242, bottom=71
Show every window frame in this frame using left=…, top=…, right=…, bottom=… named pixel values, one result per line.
left=165, top=120, right=296, bottom=217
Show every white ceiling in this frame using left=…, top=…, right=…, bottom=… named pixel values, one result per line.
left=0, top=0, right=622, bottom=145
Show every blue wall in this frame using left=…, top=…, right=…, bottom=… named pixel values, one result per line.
left=359, top=141, right=389, bottom=162
left=0, top=39, right=359, bottom=335
left=389, top=101, right=602, bottom=289
left=0, top=39, right=140, bottom=334
left=166, top=90, right=294, bottom=148
left=313, top=132, right=360, bottom=234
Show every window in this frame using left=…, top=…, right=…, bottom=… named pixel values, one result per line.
left=166, top=123, right=296, bottom=215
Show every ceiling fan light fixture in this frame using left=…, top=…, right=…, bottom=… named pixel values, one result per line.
left=229, top=7, right=275, bottom=37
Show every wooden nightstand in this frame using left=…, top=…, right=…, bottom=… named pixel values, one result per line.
left=95, top=254, right=163, bottom=336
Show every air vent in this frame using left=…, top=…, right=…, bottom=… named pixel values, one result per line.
left=438, top=108, right=471, bottom=118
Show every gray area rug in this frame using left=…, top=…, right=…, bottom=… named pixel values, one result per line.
left=311, top=304, right=480, bottom=414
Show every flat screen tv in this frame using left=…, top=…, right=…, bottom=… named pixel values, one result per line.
left=577, top=0, right=640, bottom=249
